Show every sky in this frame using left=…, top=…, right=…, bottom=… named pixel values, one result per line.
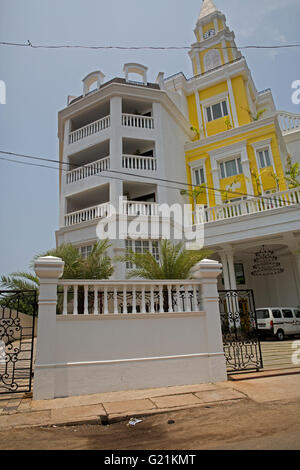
left=0, top=0, right=300, bottom=277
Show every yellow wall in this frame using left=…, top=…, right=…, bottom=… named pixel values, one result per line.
left=199, top=82, right=228, bottom=101
left=226, top=41, right=233, bottom=63
left=200, top=43, right=225, bottom=72
left=231, top=76, right=251, bottom=126
left=185, top=123, right=287, bottom=206
left=203, top=21, right=215, bottom=34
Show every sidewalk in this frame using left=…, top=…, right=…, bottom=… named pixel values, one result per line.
left=1, top=370, right=300, bottom=430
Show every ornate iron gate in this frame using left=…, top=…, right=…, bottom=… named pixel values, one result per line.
left=219, top=289, right=263, bottom=373
left=0, top=290, right=37, bottom=394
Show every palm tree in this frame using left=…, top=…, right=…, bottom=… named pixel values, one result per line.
left=120, top=240, right=211, bottom=312
left=120, top=239, right=211, bottom=280
left=1, top=240, right=113, bottom=314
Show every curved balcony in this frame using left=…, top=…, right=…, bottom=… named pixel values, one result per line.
left=68, top=115, right=110, bottom=144
left=66, top=157, right=110, bottom=184
left=64, top=202, right=111, bottom=227
left=277, top=111, right=300, bottom=135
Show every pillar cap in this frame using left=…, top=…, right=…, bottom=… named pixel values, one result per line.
left=191, top=258, right=222, bottom=279
left=34, top=256, right=65, bottom=280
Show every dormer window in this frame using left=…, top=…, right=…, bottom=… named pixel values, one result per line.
left=203, top=29, right=216, bottom=39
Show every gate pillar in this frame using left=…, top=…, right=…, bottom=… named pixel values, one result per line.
left=34, top=256, right=64, bottom=400
left=191, top=259, right=227, bottom=382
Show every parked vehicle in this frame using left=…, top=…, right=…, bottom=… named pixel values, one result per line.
left=256, top=307, right=300, bottom=341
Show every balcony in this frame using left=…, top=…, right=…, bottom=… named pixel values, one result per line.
left=122, top=154, right=157, bottom=172
left=195, top=188, right=300, bottom=224
left=68, top=115, right=110, bottom=144
left=277, top=111, right=300, bottom=135
left=64, top=202, right=111, bottom=227
left=64, top=200, right=159, bottom=227
left=66, top=156, right=110, bottom=184
left=121, top=113, right=154, bottom=130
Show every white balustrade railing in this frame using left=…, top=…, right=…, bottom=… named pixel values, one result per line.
left=122, top=200, right=159, bottom=217
left=121, top=113, right=154, bottom=130
left=122, top=154, right=157, bottom=171
left=277, top=111, right=300, bottom=134
left=66, top=157, right=110, bottom=184
left=196, top=188, right=300, bottom=224
left=68, top=115, right=111, bottom=144
left=57, top=280, right=201, bottom=316
left=64, top=202, right=111, bottom=227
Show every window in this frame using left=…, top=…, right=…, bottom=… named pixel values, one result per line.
left=272, top=309, right=282, bottom=319
left=206, top=100, right=228, bottom=122
left=294, top=310, right=300, bottom=319
left=256, top=310, right=270, bottom=320
left=203, top=29, right=216, bottom=40
left=125, top=240, right=159, bottom=269
left=194, top=167, right=205, bottom=186
left=79, top=245, right=93, bottom=259
left=234, top=263, right=246, bottom=285
left=282, top=309, right=293, bottom=319
left=220, top=157, right=243, bottom=179
left=258, top=149, right=271, bottom=169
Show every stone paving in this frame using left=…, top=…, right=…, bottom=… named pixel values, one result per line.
left=1, top=371, right=300, bottom=430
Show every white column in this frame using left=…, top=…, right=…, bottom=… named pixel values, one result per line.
left=194, top=87, right=204, bottom=138
left=191, top=259, right=227, bottom=382
left=219, top=252, right=230, bottom=290
left=241, top=146, right=254, bottom=196
left=227, top=78, right=239, bottom=128
left=226, top=251, right=237, bottom=290
left=110, top=96, right=122, bottom=172
left=211, top=167, right=222, bottom=205
left=34, top=256, right=65, bottom=400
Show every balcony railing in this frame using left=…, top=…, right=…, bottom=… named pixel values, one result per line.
left=68, top=115, right=110, bottom=144
left=277, top=111, right=300, bottom=134
left=121, top=113, right=154, bottom=129
left=122, top=154, right=157, bottom=171
left=66, top=157, right=110, bottom=184
left=58, top=279, right=201, bottom=315
left=64, top=202, right=111, bottom=227
left=122, top=200, right=159, bottom=217
left=64, top=200, right=159, bottom=226
left=195, top=188, right=300, bottom=224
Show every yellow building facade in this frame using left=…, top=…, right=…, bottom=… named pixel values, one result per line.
left=181, top=0, right=288, bottom=209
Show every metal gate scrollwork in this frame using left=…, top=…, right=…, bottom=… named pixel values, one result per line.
left=219, top=289, right=263, bottom=373
left=0, top=290, right=37, bottom=394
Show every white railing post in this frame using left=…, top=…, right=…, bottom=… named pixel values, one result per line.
left=34, top=256, right=65, bottom=400
left=191, top=259, right=227, bottom=382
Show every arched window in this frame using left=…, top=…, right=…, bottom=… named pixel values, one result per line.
left=204, top=50, right=221, bottom=72
left=82, top=71, right=105, bottom=96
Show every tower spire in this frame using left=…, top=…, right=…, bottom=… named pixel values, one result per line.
left=198, top=0, right=218, bottom=19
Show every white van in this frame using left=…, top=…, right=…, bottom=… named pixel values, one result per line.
left=256, top=307, right=300, bottom=341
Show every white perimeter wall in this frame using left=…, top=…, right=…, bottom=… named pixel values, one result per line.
left=35, top=312, right=226, bottom=399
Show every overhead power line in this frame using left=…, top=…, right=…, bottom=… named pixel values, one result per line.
left=0, top=40, right=300, bottom=51
left=0, top=150, right=298, bottom=208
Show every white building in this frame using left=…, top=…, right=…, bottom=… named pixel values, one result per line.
left=56, top=1, right=300, bottom=307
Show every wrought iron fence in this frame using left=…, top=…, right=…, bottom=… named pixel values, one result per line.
left=0, top=290, right=37, bottom=394
left=219, top=289, right=263, bottom=373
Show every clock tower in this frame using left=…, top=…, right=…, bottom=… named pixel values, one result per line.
left=189, top=0, right=242, bottom=76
